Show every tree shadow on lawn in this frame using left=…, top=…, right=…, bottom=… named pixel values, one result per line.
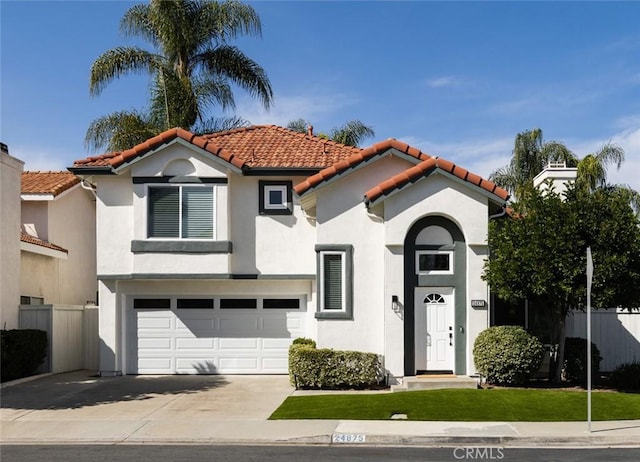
left=0, top=370, right=230, bottom=410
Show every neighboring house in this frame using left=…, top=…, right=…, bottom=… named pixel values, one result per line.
left=1, top=144, right=24, bottom=329
left=70, top=125, right=509, bottom=380
left=20, top=171, right=97, bottom=307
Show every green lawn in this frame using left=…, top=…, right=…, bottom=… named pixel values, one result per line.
left=270, top=389, right=640, bottom=421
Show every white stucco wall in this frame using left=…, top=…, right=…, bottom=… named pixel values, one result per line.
left=1, top=152, right=24, bottom=329
left=229, top=175, right=316, bottom=276
left=382, top=172, right=493, bottom=376
left=21, top=201, right=48, bottom=240
left=48, top=186, right=97, bottom=304
left=313, top=156, right=415, bottom=356
left=96, top=175, right=134, bottom=276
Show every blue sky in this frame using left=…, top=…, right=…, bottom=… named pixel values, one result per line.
left=2, top=1, right=640, bottom=191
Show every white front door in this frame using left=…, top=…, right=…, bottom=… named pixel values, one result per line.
left=414, top=287, right=454, bottom=373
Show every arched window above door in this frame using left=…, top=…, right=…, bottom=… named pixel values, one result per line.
left=424, top=293, right=446, bottom=304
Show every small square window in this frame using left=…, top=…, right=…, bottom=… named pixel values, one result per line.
left=259, top=181, right=293, bottom=215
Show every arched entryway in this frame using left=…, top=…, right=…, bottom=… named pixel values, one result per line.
left=403, top=216, right=467, bottom=376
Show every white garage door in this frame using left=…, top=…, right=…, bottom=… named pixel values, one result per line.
left=127, top=296, right=307, bottom=374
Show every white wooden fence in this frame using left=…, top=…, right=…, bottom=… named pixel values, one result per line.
left=19, top=304, right=99, bottom=373
left=566, top=308, right=640, bottom=371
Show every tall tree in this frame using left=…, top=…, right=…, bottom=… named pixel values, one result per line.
left=490, top=128, right=577, bottom=201
left=484, top=185, right=640, bottom=381
left=86, top=0, right=273, bottom=152
left=286, top=119, right=375, bottom=147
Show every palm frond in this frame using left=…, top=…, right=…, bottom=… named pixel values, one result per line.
left=85, top=110, right=160, bottom=153
left=197, top=0, right=262, bottom=43
left=120, top=3, right=158, bottom=48
left=197, top=45, right=273, bottom=110
left=192, top=115, right=250, bottom=135
left=330, top=120, right=375, bottom=147
left=286, top=119, right=308, bottom=134
left=90, top=47, right=163, bottom=96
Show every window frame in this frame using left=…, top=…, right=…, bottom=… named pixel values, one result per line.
left=259, top=180, right=293, bottom=215
left=315, top=244, right=353, bottom=319
left=416, top=250, right=454, bottom=275
left=146, top=183, right=216, bottom=240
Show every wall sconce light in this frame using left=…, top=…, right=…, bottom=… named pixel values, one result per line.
left=391, top=295, right=400, bottom=312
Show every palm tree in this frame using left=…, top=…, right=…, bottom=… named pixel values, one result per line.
left=490, top=128, right=577, bottom=201
left=575, top=143, right=625, bottom=192
left=575, top=143, right=640, bottom=212
left=86, top=0, right=273, bottom=152
left=286, top=119, right=375, bottom=147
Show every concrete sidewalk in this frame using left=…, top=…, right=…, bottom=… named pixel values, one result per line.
left=1, top=371, right=639, bottom=447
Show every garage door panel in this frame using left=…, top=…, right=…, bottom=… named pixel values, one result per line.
left=138, top=357, right=173, bottom=371
left=175, top=337, right=215, bottom=349
left=131, top=296, right=306, bottom=374
left=138, top=317, right=172, bottom=329
left=138, top=337, right=172, bottom=349
left=262, top=338, right=292, bottom=350
left=219, top=338, right=259, bottom=350
left=219, top=316, right=259, bottom=332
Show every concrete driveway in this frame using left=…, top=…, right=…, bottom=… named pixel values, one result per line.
left=1, top=370, right=294, bottom=422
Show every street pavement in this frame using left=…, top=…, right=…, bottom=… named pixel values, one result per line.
left=1, top=371, right=639, bottom=447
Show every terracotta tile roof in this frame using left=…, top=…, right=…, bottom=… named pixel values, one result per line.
left=20, top=232, right=68, bottom=254
left=294, top=138, right=433, bottom=196
left=22, top=171, right=80, bottom=196
left=201, top=125, right=361, bottom=168
left=71, top=125, right=361, bottom=171
left=363, top=157, right=510, bottom=205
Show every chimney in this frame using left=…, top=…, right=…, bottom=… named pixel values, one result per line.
left=307, top=125, right=313, bottom=137
left=0, top=142, right=8, bottom=154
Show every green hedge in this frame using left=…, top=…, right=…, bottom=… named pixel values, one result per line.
left=1, top=329, right=48, bottom=382
left=288, top=339, right=382, bottom=389
left=473, top=326, right=544, bottom=386
left=610, top=362, right=640, bottom=391
left=562, top=337, right=602, bottom=385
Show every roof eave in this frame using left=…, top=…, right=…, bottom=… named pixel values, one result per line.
left=364, top=169, right=510, bottom=208
left=112, top=137, right=244, bottom=175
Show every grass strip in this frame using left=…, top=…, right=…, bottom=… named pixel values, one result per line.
left=270, top=389, right=640, bottom=421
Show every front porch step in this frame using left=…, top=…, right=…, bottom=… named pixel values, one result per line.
left=391, top=376, right=479, bottom=392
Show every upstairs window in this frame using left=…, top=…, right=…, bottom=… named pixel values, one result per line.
left=259, top=181, right=293, bottom=215
left=148, top=185, right=215, bottom=239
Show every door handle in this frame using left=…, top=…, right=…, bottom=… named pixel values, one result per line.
left=449, top=332, right=453, bottom=346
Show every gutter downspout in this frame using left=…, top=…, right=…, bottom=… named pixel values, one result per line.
left=81, top=180, right=97, bottom=198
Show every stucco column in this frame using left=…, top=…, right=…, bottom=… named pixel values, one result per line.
left=98, top=279, right=121, bottom=376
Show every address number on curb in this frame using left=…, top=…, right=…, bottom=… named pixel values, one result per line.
left=332, top=434, right=366, bottom=443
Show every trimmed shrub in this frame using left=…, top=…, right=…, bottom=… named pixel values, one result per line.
left=562, top=337, right=602, bottom=385
left=610, top=362, right=640, bottom=391
left=1, top=329, right=48, bottom=382
left=473, top=325, right=544, bottom=386
left=288, top=340, right=382, bottom=389
left=292, top=337, right=316, bottom=348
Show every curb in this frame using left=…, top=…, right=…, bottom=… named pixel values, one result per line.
left=0, top=373, right=53, bottom=390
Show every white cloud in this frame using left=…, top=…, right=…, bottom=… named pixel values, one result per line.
left=399, top=135, right=514, bottom=179
left=426, top=76, right=462, bottom=88
left=8, top=144, right=72, bottom=172
left=235, top=90, right=360, bottom=129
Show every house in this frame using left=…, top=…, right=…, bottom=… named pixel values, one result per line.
left=20, top=171, right=97, bottom=307
left=70, top=125, right=509, bottom=381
